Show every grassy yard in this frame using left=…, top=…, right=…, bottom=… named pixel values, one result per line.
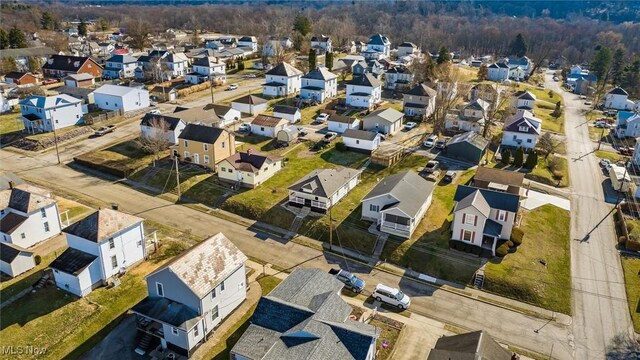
left=535, top=101, right=564, bottom=133
left=0, top=252, right=57, bottom=301
left=620, top=257, right=640, bottom=332
left=0, top=110, right=24, bottom=135
left=526, top=155, right=570, bottom=188
left=370, top=315, right=403, bottom=360
left=594, top=150, right=622, bottom=163
left=484, top=205, right=572, bottom=314
left=56, top=197, right=93, bottom=223
left=75, top=139, right=168, bottom=177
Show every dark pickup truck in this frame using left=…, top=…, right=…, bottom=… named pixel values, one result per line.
left=94, top=125, right=116, bottom=136
left=329, top=268, right=365, bottom=293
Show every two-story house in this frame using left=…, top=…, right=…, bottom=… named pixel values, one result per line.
left=263, top=62, right=303, bottom=97
left=262, top=37, right=293, bottom=57
left=310, top=35, right=332, bottom=54
left=469, top=83, right=500, bottom=107
left=605, top=87, right=636, bottom=111
left=50, top=208, right=146, bottom=297
left=288, top=168, right=361, bottom=213
left=445, top=99, right=489, bottom=133
left=346, top=74, right=382, bottom=109
left=140, top=113, right=187, bottom=145
left=231, top=268, right=379, bottom=360
left=451, top=185, right=520, bottom=256
left=93, top=84, right=150, bottom=113
left=615, top=111, right=640, bottom=138
left=361, top=171, right=434, bottom=238
left=41, top=55, right=103, bottom=79
left=487, top=63, right=509, bottom=82
left=136, top=51, right=189, bottom=81
left=384, top=66, right=413, bottom=91
left=403, top=83, right=437, bottom=119
left=176, top=124, right=235, bottom=171
left=300, top=67, right=338, bottom=103
left=185, top=56, right=226, bottom=85
left=397, top=42, right=418, bottom=57
left=19, top=94, right=86, bottom=134
left=501, top=109, right=542, bottom=150
left=102, top=54, right=139, bottom=79
left=362, top=33, right=391, bottom=60
left=217, top=150, right=283, bottom=188
left=237, top=36, right=258, bottom=53
left=132, top=232, right=247, bottom=358
left=512, top=90, right=536, bottom=110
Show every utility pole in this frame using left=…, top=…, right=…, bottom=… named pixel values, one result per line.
left=174, top=156, right=181, bottom=202
left=209, top=77, right=215, bottom=104
left=49, top=109, right=61, bottom=164
left=329, top=205, right=333, bottom=250
left=597, top=127, right=606, bottom=150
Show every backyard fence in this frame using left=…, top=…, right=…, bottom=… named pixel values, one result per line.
left=84, top=109, right=123, bottom=125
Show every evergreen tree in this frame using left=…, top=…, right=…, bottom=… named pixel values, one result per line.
left=28, top=56, right=42, bottom=73
left=192, top=27, right=201, bottom=46
left=436, top=46, right=451, bottom=65
left=501, top=149, right=512, bottom=164
left=0, top=57, right=18, bottom=76
left=308, top=48, right=317, bottom=70
left=509, top=33, right=528, bottom=57
left=293, top=15, right=312, bottom=36
left=524, top=150, right=538, bottom=169
left=78, top=19, right=88, bottom=37
left=41, top=11, right=55, bottom=30
left=621, top=57, right=640, bottom=98
left=551, top=101, right=562, bottom=118
left=611, top=48, right=626, bottom=85
left=325, top=51, right=333, bottom=70
left=513, top=147, right=524, bottom=167
left=98, top=18, right=108, bottom=31
left=591, top=47, right=613, bottom=84
left=8, top=27, right=27, bottom=49
left=477, top=63, right=488, bottom=81
left=0, top=29, right=8, bottom=50
left=237, top=57, right=245, bottom=70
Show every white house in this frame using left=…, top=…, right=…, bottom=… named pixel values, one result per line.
left=361, top=171, right=434, bottom=238
left=384, top=66, right=413, bottom=90
left=250, top=114, right=288, bottom=138
left=0, top=185, right=61, bottom=249
left=263, top=62, right=303, bottom=97
left=262, top=37, right=293, bottom=57
left=19, top=94, right=86, bottom=134
left=342, top=128, right=382, bottom=154
left=487, top=63, right=510, bottom=82
left=445, top=99, right=489, bottom=133
left=237, top=36, right=258, bottom=53
left=397, top=42, right=418, bottom=57
left=140, top=113, right=186, bottom=145
left=50, top=208, right=145, bottom=297
left=93, top=84, right=150, bottom=113
left=632, top=138, right=640, bottom=166
left=513, top=90, right=536, bottom=110
left=509, top=66, right=527, bottom=81
left=131, top=233, right=247, bottom=358
left=403, top=83, right=437, bottom=119
left=300, top=67, right=338, bottom=103
left=310, top=35, right=332, bottom=53
left=103, top=54, right=139, bottom=79
left=605, top=87, right=636, bottom=111
left=136, top=51, right=189, bottom=81
left=615, top=111, right=640, bottom=138
left=362, top=107, right=404, bottom=135
left=363, top=33, right=391, bottom=60
left=231, top=95, right=268, bottom=115
left=501, top=109, right=542, bottom=150
left=217, top=150, right=283, bottom=188
left=451, top=185, right=520, bottom=256
left=288, top=168, right=361, bottom=213
left=273, top=105, right=301, bottom=123
left=210, top=104, right=242, bottom=127
left=185, top=56, right=226, bottom=85
left=328, top=115, right=360, bottom=134
left=0, top=242, right=35, bottom=277
left=346, top=74, right=382, bottom=109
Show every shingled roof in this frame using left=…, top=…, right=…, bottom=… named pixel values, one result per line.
left=49, top=247, right=98, bottom=275
left=232, top=94, right=267, bottom=105
left=42, top=55, right=101, bottom=72
left=289, top=168, right=361, bottom=199
left=453, top=185, right=520, bottom=213
left=266, top=62, right=303, bottom=77
left=252, top=114, right=287, bottom=127
left=302, top=67, right=338, bottom=81
left=348, top=73, right=382, bottom=88
left=362, top=171, right=434, bottom=218
left=427, top=330, right=512, bottom=360
left=0, top=242, right=33, bottom=264
left=474, top=167, right=525, bottom=188
left=0, top=187, right=56, bottom=214
left=178, top=123, right=228, bottom=143
left=63, top=208, right=143, bottom=243
left=405, top=83, right=437, bottom=97
left=222, top=151, right=282, bottom=173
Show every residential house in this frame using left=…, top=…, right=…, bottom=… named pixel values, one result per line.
left=366, top=60, right=385, bottom=78
left=473, top=167, right=525, bottom=196
left=469, top=83, right=500, bottom=106
left=185, top=56, right=226, bottom=85
left=397, top=42, right=418, bottom=57
left=573, top=77, right=593, bottom=95
left=445, top=99, right=489, bottom=133
left=0, top=46, right=56, bottom=72
left=50, top=208, right=146, bottom=297
left=615, top=111, right=640, bottom=138
left=362, top=108, right=404, bottom=135
left=403, top=83, right=437, bottom=119
left=64, top=73, right=95, bottom=88
left=487, top=63, right=510, bottom=82
left=102, top=54, right=140, bottom=79
left=209, top=104, right=241, bottom=127
left=342, top=129, right=382, bottom=154
left=506, top=56, right=533, bottom=79
left=262, top=37, right=293, bottom=57
left=605, top=87, right=636, bottom=111
left=93, top=84, right=150, bottom=112
left=328, top=115, right=360, bottom=134
left=273, top=105, right=301, bottom=123
left=4, top=72, right=37, bottom=86
left=135, top=51, right=189, bottom=81
left=231, top=95, right=268, bottom=115
left=205, top=40, right=225, bottom=51
left=300, top=67, right=338, bottom=103
left=176, top=124, right=235, bottom=170
left=444, top=131, right=489, bottom=164
left=363, top=33, right=391, bottom=60
left=346, top=74, right=382, bottom=109
left=19, top=94, right=86, bottom=134
left=352, top=60, right=368, bottom=76
left=513, top=90, right=536, bottom=110
left=42, top=55, right=103, bottom=79
left=237, top=36, right=258, bottom=53
left=501, top=109, right=542, bottom=150
left=0, top=184, right=61, bottom=248
left=131, top=233, right=247, bottom=358
left=427, top=330, right=513, bottom=360
left=288, top=168, right=361, bottom=213
left=230, top=268, right=379, bottom=360
left=310, top=35, right=332, bottom=53
left=451, top=185, right=520, bottom=256
left=250, top=114, right=288, bottom=138
left=0, top=242, right=35, bottom=277
left=150, top=86, right=178, bottom=102
left=140, top=113, right=187, bottom=145
left=384, top=66, right=413, bottom=91
left=217, top=150, right=283, bottom=188
left=361, top=171, right=434, bottom=238
left=51, top=86, right=95, bottom=104
left=633, top=138, right=640, bottom=166
left=263, top=62, right=303, bottom=97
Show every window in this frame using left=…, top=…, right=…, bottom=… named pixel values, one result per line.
left=221, top=141, right=225, bottom=148
left=518, top=126, right=529, bottom=132
left=44, top=222, right=50, bottom=232
left=497, top=210, right=507, bottom=222
left=228, top=168, right=233, bottom=173
left=221, top=281, right=225, bottom=291
left=221, top=167, right=226, bottom=171
left=111, top=255, right=118, bottom=269
left=76, top=115, right=79, bottom=119
left=106, top=102, right=109, bottom=105
left=184, top=151, right=190, bottom=159
left=526, top=139, right=532, bottom=143
left=156, top=282, right=164, bottom=297
left=211, top=305, right=219, bottom=321
left=462, top=230, right=473, bottom=242
left=204, top=155, right=210, bottom=164
left=512, top=135, right=517, bottom=140
left=260, top=127, right=265, bottom=131
left=356, top=140, right=360, bottom=144
left=464, top=214, right=476, bottom=225
left=40, top=208, right=47, bottom=218
left=203, top=144, right=208, bottom=151
left=211, top=289, right=216, bottom=299
left=184, top=140, right=189, bottom=147
left=107, top=238, right=115, bottom=248
left=137, top=240, right=142, bottom=246
left=171, top=327, right=178, bottom=336
left=194, top=324, right=199, bottom=337
left=20, top=233, right=25, bottom=239
left=369, top=204, right=379, bottom=212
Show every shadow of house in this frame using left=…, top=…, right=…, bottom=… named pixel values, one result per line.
left=0, top=286, right=76, bottom=328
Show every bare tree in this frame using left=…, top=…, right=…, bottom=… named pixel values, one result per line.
left=125, top=21, right=152, bottom=51
left=537, top=132, right=561, bottom=160
left=431, top=65, right=470, bottom=135
left=138, top=116, right=170, bottom=166
left=605, top=333, right=640, bottom=360
left=476, top=84, right=515, bottom=137
left=144, top=56, right=171, bottom=82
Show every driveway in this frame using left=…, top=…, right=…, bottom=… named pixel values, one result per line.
left=80, top=315, right=145, bottom=360
left=521, top=190, right=571, bottom=211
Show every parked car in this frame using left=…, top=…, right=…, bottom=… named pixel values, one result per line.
left=423, top=135, right=438, bottom=148
left=404, top=122, right=417, bottom=130
left=584, top=100, right=592, bottom=105
left=443, top=170, right=457, bottom=183
left=316, top=113, right=330, bottom=123
left=425, top=170, right=441, bottom=182
left=435, top=139, right=447, bottom=150
left=148, top=109, right=161, bottom=115
left=594, top=121, right=608, bottom=128
left=424, top=160, right=439, bottom=174
left=227, top=84, right=238, bottom=91
left=322, top=131, right=338, bottom=143
left=329, top=268, right=365, bottom=293
left=238, top=123, right=251, bottom=132
left=600, top=159, right=612, bottom=170
left=619, top=147, right=634, bottom=156
left=94, top=125, right=116, bottom=136
left=372, top=284, right=411, bottom=309
left=297, top=127, right=308, bottom=136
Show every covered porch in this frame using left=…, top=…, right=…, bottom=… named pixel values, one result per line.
left=288, top=194, right=329, bottom=213
left=379, top=211, right=412, bottom=238
left=21, top=113, right=46, bottom=134
left=481, top=219, right=503, bottom=256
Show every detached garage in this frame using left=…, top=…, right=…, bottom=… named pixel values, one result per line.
left=444, top=131, right=489, bottom=164
left=93, top=84, right=150, bottom=113
left=0, top=242, right=35, bottom=278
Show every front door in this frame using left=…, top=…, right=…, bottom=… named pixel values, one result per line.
left=193, top=153, right=200, bottom=164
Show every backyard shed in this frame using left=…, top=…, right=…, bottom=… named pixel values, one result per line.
left=276, top=126, right=299, bottom=144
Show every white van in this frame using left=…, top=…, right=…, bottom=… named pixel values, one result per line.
left=372, top=284, right=411, bottom=309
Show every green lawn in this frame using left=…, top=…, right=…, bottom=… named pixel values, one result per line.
left=0, top=252, right=57, bottom=301
left=484, top=205, right=572, bottom=314
left=620, top=257, right=640, bottom=332
left=370, top=316, right=403, bottom=360
left=75, top=139, right=167, bottom=177
left=0, top=111, right=24, bottom=135
left=535, top=102, right=564, bottom=133
left=594, top=150, right=622, bottom=163
left=526, top=155, right=569, bottom=188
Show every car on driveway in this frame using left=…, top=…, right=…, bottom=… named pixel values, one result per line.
left=423, top=135, right=438, bottom=148
left=424, top=160, right=439, bottom=174
left=425, top=170, right=441, bottom=182
left=322, top=131, right=338, bottom=143
left=297, top=127, right=308, bottom=136
left=316, top=113, right=330, bottom=123
left=443, top=170, right=457, bottom=183
left=238, top=123, right=251, bottom=133
left=372, top=284, right=411, bottom=309
left=404, top=122, right=417, bottom=130
left=94, top=125, right=116, bottom=136
left=329, top=268, right=365, bottom=293
left=435, top=139, right=447, bottom=150
left=227, top=84, right=238, bottom=90
left=148, top=109, right=161, bottom=115
left=584, top=100, right=592, bottom=105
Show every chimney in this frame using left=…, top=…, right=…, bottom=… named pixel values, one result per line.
left=111, top=203, right=119, bottom=210
left=246, top=148, right=252, bottom=155
left=8, top=181, right=14, bottom=189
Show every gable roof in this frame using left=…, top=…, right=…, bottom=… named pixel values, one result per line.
left=0, top=242, right=33, bottom=264
left=362, top=171, right=435, bottom=218
left=455, top=189, right=491, bottom=217
left=428, top=330, right=512, bottom=360
left=172, top=106, right=217, bottom=123
left=19, top=94, right=82, bottom=109
left=447, top=132, right=489, bottom=150
left=488, top=62, right=509, bottom=69
left=342, top=129, right=378, bottom=141
left=303, top=67, right=338, bottom=81
left=49, top=247, right=97, bottom=275
left=474, top=167, right=524, bottom=188
left=349, top=73, right=382, bottom=88
left=222, top=151, right=282, bottom=173
left=503, top=109, right=542, bottom=134
left=310, top=35, right=330, bottom=42
left=1, top=186, right=55, bottom=214
left=363, top=108, right=404, bottom=124
left=178, top=123, right=228, bottom=143
left=4, top=72, right=34, bottom=81
left=368, top=33, right=390, bottom=46
left=329, top=115, right=359, bottom=124
left=64, top=73, right=94, bottom=81
left=266, top=62, right=303, bottom=77
left=453, top=185, right=520, bottom=213
left=273, top=105, right=300, bottom=115
left=514, top=90, right=536, bottom=101
left=252, top=114, right=287, bottom=127
left=140, top=113, right=184, bottom=130
left=398, top=42, right=416, bottom=48
left=608, top=87, right=629, bottom=96
left=465, top=99, right=490, bottom=111
left=289, top=168, right=361, bottom=199
left=406, top=83, right=437, bottom=97
left=0, top=212, right=28, bottom=234
left=93, top=84, right=139, bottom=97
left=42, top=55, right=101, bottom=72
left=192, top=56, right=223, bottom=68
left=63, top=208, right=143, bottom=243
left=106, top=54, right=138, bottom=64
left=238, top=36, right=257, bottom=42
left=232, top=94, right=267, bottom=105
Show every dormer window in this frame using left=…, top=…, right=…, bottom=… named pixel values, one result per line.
left=518, top=125, right=529, bottom=132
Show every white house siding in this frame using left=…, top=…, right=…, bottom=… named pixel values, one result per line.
left=343, top=136, right=380, bottom=152
left=273, top=111, right=301, bottom=124
left=185, top=74, right=202, bottom=85
left=487, top=209, right=515, bottom=239
left=20, top=101, right=84, bottom=133
left=162, top=323, right=190, bottom=351
left=361, top=195, right=398, bottom=222
left=362, top=118, right=402, bottom=135
left=300, top=78, right=337, bottom=102
left=451, top=206, right=485, bottom=246
left=231, top=102, right=267, bottom=116
left=94, top=89, right=150, bottom=112
left=0, top=253, right=35, bottom=277
left=264, top=75, right=301, bottom=97
left=218, top=160, right=282, bottom=188
left=250, top=124, right=286, bottom=138
left=605, top=94, right=633, bottom=110
left=140, top=122, right=186, bottom=145
left=487, top=68, right=509, bottom=82
left=445, top=118, right=482, bottom=133
left=52, top=261, right=99, bottom=297
left=199, top=265, right=246, bottom=333
left=515, top=98, right=534, bottom=109
left=346, top=85, right=381, bottom=109
left=328, top=120, right=360, bottom=133
left=1, top=204, right=61, bottom=248
left=501, top=131, right=538, bottom=149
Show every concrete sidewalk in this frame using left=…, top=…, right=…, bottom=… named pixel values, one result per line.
left=521, top=190, right=571, bottom=211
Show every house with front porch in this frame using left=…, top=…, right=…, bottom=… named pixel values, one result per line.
left=501, top=109, right=541, bottom=150
left=512, top=90, right=536, bottom=110
left=362, top=108, right=404, bottom=135
left=263, top=62, right=303, bottom=97
left=131, top=232, right=247, bottom=358
left=300, top=67, right=338, bottom=103
left=19, top=94, right=86, bottom=134
left=403, top=83, right=437, bottom=119
left=217, top=150, right=283, bottom=188
left=451, top=185, right=520, bottom=256
left=185, top=56, right=226, bottom=85
left=176, top=124, right=235, bottom=171
left=361, top=171, right=434, bottom=238
left=102, top=54, right=139, bottom=79
left=346, top=74, right=382, bottom=109
left=288, top=168, right=361, bottom=213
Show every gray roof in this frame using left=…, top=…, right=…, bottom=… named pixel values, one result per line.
left=0, top=46, right=55, bottom=59
left=608, top=87, right=628, bottom=96
left=303, top=67, right=338, bottom=81
left=273, top=105, right=300, bottom=115
left=363, top=108, right=404, bottom=125
left=49, top=247, right=97, bottom=275
left=1, top=187, right=55, bottom=214
left=453, top=185, right=520, bottom=213
left=342, top=129, right=378, bottom=141
left=465, top=99, right=490, bottom=111
left=514, top=90, right=536, bottom=101
left=447, top=131, right=489, bottom=150
left=367, top=33, right=390, bottom=46
left=93, top=84, right=139, bottom=97
left=427, top=330, right=512, bottom=360
left=106, top=54, right=138, bottom=64
left=455, top=189, right=491, bottom=217
left=349, top=73, right=382, bottom=88
left=406, top=83, right=437, bottom=97
left=503, top=110, right=541, bottom=135
left=178, top=123, right=228, bottom=143
left=362, top=171, right=435, bottom=218
left=232, top=94, right=267, bottom=105
left=140, top=113, right=184, bottom=130
left=289, top=168, right=361, bottom=199
left=0, top=242, right=32, bottom=263
left=64, top=73, right=94, bottom=81
left=63, top=208, right=143, bottom=243
left=266, top=62, right=303, bottom=77
left=131, top=296, right=200, bottom=330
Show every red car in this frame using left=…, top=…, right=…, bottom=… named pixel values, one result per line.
left=618, top=147, right=633, bottom=156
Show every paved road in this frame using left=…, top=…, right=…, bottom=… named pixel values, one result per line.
left=545, top=72, right=634, bottom=358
